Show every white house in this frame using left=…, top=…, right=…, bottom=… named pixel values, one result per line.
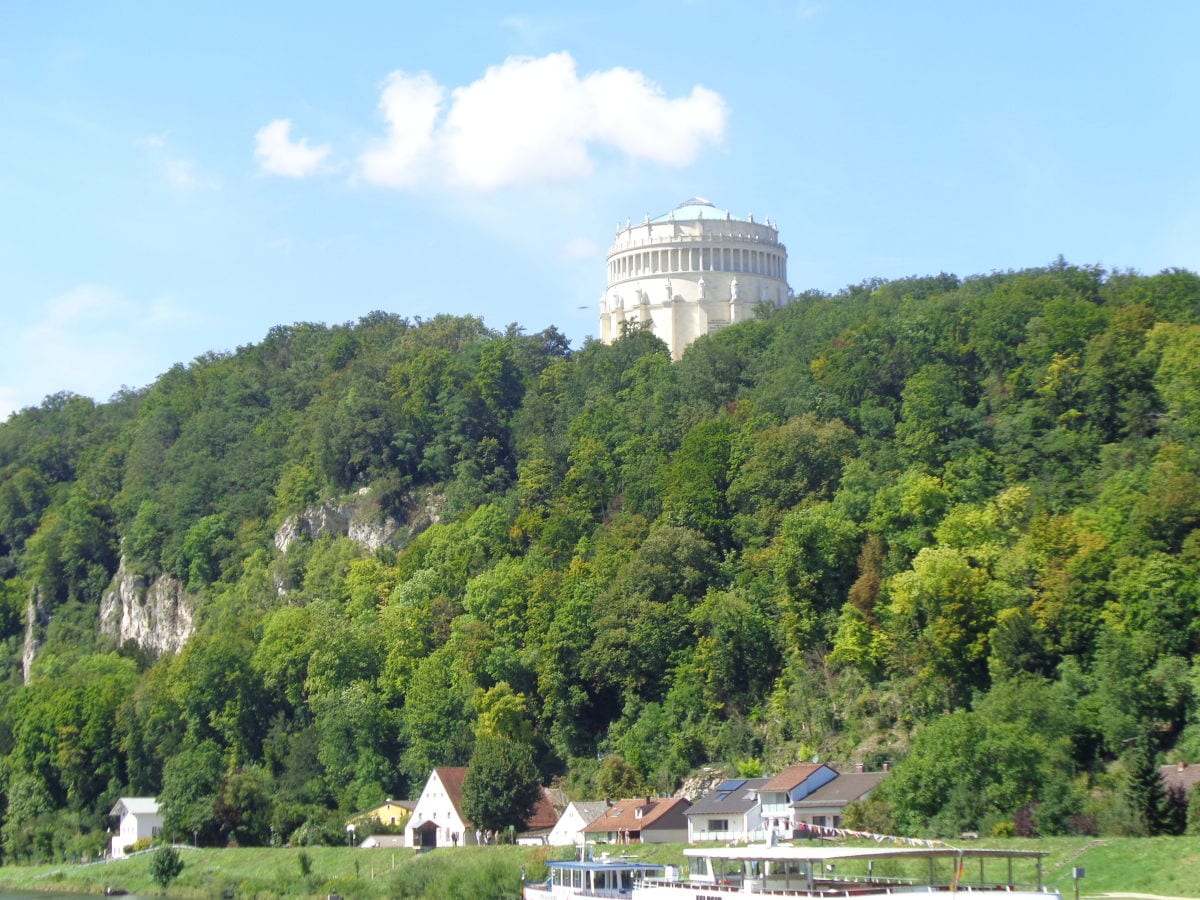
left=110, top=797, right=162, bottom=859
left=685, top=777, right=769, bottom=844
left=547, top=800, right=609, bottom=847
left=404, top=767, right=560, bottom=849
left=405, top=767, right=475, bottom=849
left=756, top=763, right=838, bottom=836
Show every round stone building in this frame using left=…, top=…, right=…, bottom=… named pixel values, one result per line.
left=599, top=198, right=791, bottom=359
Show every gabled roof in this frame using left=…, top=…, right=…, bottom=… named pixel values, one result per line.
left=110, top=797, right=160, bottom=817
left=687, top=777, right=769, bottom=816
left=791, top=772, right=887, bottom=808
left=583, top=797, right=691, bottom=833
left=759, top=764, right=826, bottom=793
left=522, top=787, right=562, bottom=832
left=1161, top=761, right=1200, bottom=794
left=424, top=767, right=559, bottom=832
left=431, top=766, right=469, bottom=821
left=568, top=800, right=612, bottom=825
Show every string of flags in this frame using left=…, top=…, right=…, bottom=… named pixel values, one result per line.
left=794, top=821, right=951, bottom=848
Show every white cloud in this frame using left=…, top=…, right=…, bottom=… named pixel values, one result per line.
left=357, top=52, right=727, bottom=191
left=583, top=66, right=727, bottom=166
left=254, top=118, right=332, bottom=178
left=358, top=71, right=444, bottom=188
left=0, top=284, right=196, bottom=418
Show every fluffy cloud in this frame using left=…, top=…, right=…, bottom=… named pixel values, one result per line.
left=255, top=119, right=332, bottom=178
left=358, top=52, right=727, bottom=190
left=358, top=71, right=445, bottom=188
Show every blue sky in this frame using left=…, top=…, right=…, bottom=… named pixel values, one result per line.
left=3, top=1, right=1198, bottom=419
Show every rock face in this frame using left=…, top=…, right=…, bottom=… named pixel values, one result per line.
left=274, top=489, right=442, bottom=555
left=677, top=767, right=728, bottom=802
left=99, top=557, right=196, bottom=658
left=21, top=588, right=49, bottom=685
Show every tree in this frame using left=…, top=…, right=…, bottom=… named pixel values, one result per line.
left=159, top=740, right=224, bottom=845
left=150, top=844, right=184, bottom=890
left=460, top=736, right=541, bottom=834
left=1124, top=737, right=1169, bottom=836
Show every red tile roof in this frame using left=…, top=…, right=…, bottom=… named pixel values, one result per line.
left=759, top=764, right=825, bottom=793
left=434, top=767, right=469, bottom=820
left=432, top=766, right=559, bottom=831
left=523, top=788, right=562, bottom=831
left=582, top=797, right=691, bottom=833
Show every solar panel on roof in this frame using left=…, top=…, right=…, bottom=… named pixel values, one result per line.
left=714, top=778, right=746, bottom=792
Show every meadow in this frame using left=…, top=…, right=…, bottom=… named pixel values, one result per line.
left=0, top=837, right=1196, bottom=899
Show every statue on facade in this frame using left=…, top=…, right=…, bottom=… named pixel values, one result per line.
left=730, top=278, right=740, bottom=301
left=664, top=279, right=673, bottom=301
left=698, top=277, right=707, bottom=300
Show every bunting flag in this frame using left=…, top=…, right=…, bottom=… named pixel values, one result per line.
left=794, top=821, right=952, bottom=848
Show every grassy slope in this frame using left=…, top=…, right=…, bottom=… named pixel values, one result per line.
left=0, top=838, right=1195, bottom=898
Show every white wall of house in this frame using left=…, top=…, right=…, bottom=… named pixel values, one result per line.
left=548, top=802, right=605, bottom=846
left=110, top=798, right=162, bottom=859
left=686, top=807, right=764, bottom=844
left=403, top=770, right=471, bottom=849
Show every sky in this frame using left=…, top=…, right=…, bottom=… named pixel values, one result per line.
left=3, top=1, right=1199, bottom=420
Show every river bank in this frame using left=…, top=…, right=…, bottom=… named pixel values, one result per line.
left=0, top=837, right=1195, bottom=899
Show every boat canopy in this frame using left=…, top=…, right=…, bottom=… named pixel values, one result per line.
left=683, top=845, right=1047, bottom=863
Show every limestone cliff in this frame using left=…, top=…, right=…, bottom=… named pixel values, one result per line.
left=99, top=557, right=196, bottom=658
left=274, top=488, right=442, bottom=555
left=21, top=588, right=49, bottom=685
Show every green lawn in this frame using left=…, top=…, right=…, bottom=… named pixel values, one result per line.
left=0, top=837, right=1195, bottom=898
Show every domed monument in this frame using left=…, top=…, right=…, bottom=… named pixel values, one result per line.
left=599, top=198, right=791, bottom=359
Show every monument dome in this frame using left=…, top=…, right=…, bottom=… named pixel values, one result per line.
left=599, top=198, right=791, bottom=359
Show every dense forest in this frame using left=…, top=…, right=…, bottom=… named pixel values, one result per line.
left=3, top=260, right=1200, bottom=860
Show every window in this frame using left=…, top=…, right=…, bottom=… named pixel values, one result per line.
left=708, top=819, right=729, bottom=833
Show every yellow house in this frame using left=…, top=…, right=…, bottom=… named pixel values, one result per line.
left=349, top=798, right=413, bottom=831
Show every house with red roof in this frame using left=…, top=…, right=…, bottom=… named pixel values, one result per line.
left=403, top=766, right=559, bottom=849
left=582, top=796, right=692, bottom=844
left=756, top=763, right=838, bottom=837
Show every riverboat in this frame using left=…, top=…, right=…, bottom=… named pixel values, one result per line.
left=631, top=843, right=1061, bottom=900
left=523, top=856, right=666, bottom=899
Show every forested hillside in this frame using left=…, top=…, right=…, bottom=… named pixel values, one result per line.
left=3, top=261, right=1200, bottom=860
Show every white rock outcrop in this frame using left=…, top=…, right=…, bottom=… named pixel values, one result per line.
left=274, top=489, right=442, bottom=555
left=99, top=557, right=195, bottom=657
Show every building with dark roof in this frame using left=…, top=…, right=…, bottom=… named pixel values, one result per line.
left=790, top=770, right=887, bottom=829
left=1160, top=760, right=1200, bottom=796
left=685, top=776, right=769, bottom=843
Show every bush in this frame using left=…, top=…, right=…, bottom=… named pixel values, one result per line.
left=149, top=845, right=184, bottom=890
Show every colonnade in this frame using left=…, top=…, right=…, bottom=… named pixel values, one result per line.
left=608, top=244, right=785, bottom=285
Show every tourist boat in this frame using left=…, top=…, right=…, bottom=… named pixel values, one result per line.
left=523, top=855, right=666, bottom=899
left=630, top=843, right=1061, bottom=899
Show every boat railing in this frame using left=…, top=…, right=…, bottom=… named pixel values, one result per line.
left=636, top=877, right=1055, bottom=897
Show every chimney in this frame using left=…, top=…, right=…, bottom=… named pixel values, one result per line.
left=882, top=761, right=891, bottom=772
left=854, top=762, right=865, bottom=774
